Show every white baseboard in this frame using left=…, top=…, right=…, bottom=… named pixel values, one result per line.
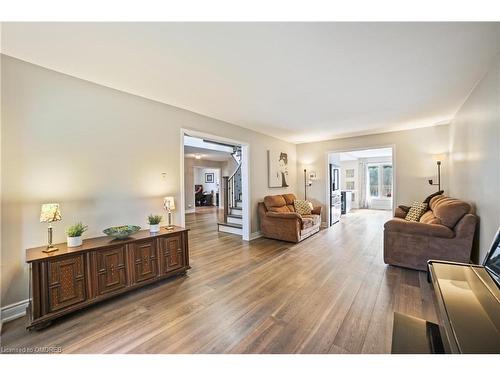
left=185, top=208, right=196, bottom=214
left=321, top=221, right=328, bottom=228
left=1, top=299, right=29, bottom=323
left=249, top=231, right=262, bottom=240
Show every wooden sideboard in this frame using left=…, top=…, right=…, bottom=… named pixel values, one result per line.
left=25, top=226, right=189, bottom=330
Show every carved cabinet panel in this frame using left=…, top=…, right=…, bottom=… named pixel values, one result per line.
left=131, top=240, right=158, bottom=283
left=95, top=245, right=128, bottom=296
left=26, top=228, right=189, bottom=329
left=47, top=254, right=86, bottom=312
left=159, top=234, right=185, bottom=274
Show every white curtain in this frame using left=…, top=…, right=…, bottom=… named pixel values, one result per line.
left=358, top=159, right=370, bottom=209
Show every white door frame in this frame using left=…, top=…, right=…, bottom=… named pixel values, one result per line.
left=324, top=144, right=396, bottom=224
left=180, top=128, right=250, bottom=241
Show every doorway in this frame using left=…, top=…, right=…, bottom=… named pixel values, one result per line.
left=180, top=129, right=250, bottom=241
left=326, top=146, right=395, bottom=226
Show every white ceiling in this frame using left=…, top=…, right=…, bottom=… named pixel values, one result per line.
left=2, top=22, right=500, bottom=143
left=339, top=147, right=393, bottom=161
left=184, top=146, right=232, bottom=161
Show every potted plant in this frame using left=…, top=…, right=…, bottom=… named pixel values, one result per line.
left=66, top=222, right=88, bottom=247
left=148, top=214, right=162, bottom=233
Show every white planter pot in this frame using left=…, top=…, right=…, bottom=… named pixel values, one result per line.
left=150, top=224, right=160, bottom=233
left=67, top=236, right=83, bottom=247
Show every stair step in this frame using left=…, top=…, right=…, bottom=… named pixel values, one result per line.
left=227, top=214, right=242, bottom=219
left=217, top=222, right=243, bottom=235
left=218, top=222, right=242, bottom=229
left=229, top=206, right=242, bottom=210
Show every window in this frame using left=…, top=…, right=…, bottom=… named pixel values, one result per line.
left=368, top=166, right=379, bottom=197
left=382, top=165, right=392, bottom=197
left=367, top=164, right=392, bottom=199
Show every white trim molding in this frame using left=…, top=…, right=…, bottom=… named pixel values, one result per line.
left=1, top=299, right=28, bottom=323
left=249, top=231, right=262, bottom=241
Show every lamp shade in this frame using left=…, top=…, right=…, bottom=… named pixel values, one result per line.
left=40, top=203, right=62, bottom=223
left=432, top=153, right=447, bottom=162
left=163, top=196, right=176, bottom=211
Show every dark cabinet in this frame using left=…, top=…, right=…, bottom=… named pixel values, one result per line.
left=26, top=227, right=189, bottom=330
left=95, top=245, right=128, bottom=296
left=131, top=239, right=158, bottom=283
left=159, top=234, right=184, bottom=274
left=47, top=254, right=86, bottom=312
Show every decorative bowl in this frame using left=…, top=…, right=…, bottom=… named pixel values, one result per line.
left=103, top=225, right=141, bottom=239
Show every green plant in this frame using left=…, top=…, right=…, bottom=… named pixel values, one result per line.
left=66, top=222, right=88, bottom=237
left=148, top=214, right=163, bottom=225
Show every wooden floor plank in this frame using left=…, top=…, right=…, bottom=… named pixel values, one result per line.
left=0, top=208, right=437, bottom=353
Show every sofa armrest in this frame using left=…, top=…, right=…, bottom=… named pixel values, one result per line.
left=455, top=213, right=477, bottom=239
left=384, top=218, right=454, bottom=239
left=266, top=211, right=302, bottom=220
left=311, top=206, right=322, bottom=215
left=394, top=205, right=410, bottom=219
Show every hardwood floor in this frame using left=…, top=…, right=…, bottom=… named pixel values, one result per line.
left=0, top=209, right=437, bottom=353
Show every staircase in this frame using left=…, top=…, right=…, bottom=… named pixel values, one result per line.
left=218, top=146, right=243, bottom=235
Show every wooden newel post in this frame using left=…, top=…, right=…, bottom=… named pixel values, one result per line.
left=223, top=176, right=229, bottom=223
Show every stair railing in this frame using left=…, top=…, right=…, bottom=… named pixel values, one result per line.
left=222, top=150, right=242, bottom=222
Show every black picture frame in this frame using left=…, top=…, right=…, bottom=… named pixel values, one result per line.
left=205, top=173, right=214, bottom=183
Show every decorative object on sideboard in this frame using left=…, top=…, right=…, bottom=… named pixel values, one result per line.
left=39, top=203, right=62, bottom=253
left=163, top=196, right=176, bottom=230
left=66, top=222, right=88, bottom=247
left=103, top=225, right=141, bottom=239
left=148, top=214, right=163, bottom=233
left=428, top=153, right=447, bottom=192
left=268, top=150, right=289, bottom=188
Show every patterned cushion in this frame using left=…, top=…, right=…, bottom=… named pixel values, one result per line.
left=294, top=200, right=313, bottom=215
left=405, top=201, right=428, bottom=222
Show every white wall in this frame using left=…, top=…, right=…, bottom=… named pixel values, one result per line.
left=449, top=54, right=500, bottom=263
left=1, top=55, right=297, bottom=308
left=184, top=158, right=225, bottom=210
left=297, top=125, right=450, bottom=223
left=194, top=167, right=220, bottom=206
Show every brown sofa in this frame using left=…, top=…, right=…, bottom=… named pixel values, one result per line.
left=258, top=193, right=322, bottom=243
left=384, top=195, right=477, bottom=271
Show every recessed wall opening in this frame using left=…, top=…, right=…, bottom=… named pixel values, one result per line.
left=326, top=146, right=395, bottom=226
left=180, top=131, right=250, bottom=240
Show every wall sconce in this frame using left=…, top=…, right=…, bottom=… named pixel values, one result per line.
left=428, top=153, right=447, bottom=192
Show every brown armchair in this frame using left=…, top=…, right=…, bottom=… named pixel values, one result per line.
left=258, top=193, right=322, bottom=243
left=384, top=195, right=477, bottom=271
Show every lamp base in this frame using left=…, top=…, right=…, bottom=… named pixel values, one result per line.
left=42, top=246, right=59, bottom=254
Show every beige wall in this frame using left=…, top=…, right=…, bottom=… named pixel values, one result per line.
left=449, top=54, right=500, bottom=263
left=296, top=125, right=450, bottom=223
left=0, top=55, right=296, bottom=308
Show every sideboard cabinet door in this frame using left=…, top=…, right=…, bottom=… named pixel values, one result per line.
left=159, top=234, right=185, bottom=274
left=95, top=245, right=128, bottom=296
left=47, top=254, right=87, bottom=312
left=131, top=239, right=158, bottom=283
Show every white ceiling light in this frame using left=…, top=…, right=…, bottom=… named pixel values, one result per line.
left=195, top=154, right=202, bottom=159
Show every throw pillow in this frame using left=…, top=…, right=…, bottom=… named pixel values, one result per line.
left=405, top=201, right=428, bottom=222
left=294, top=199, right=312, bottom=215
left=423, top=190, right=444, bottom=204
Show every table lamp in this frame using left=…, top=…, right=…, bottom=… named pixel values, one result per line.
left=163, top=196, right=175, bottom=230
left=40, top=203, right=62, bottom=253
